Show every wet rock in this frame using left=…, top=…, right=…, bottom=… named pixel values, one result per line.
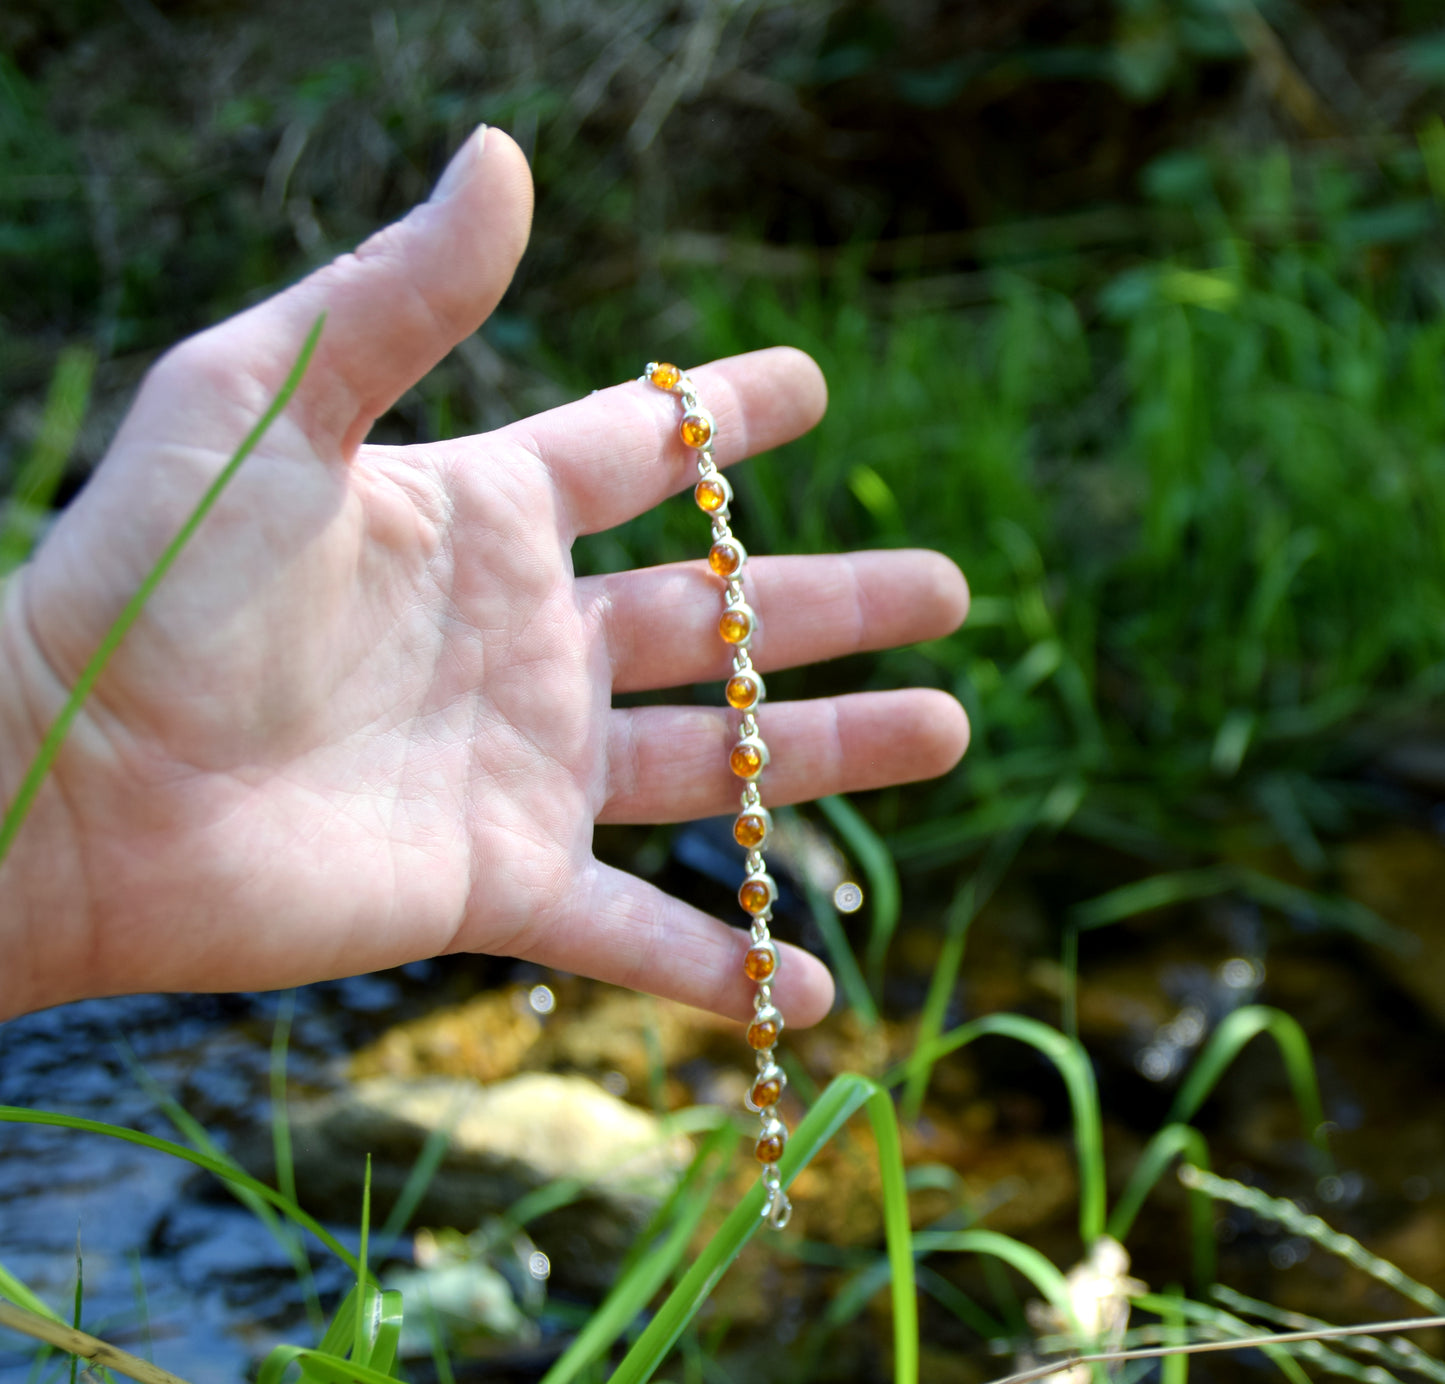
left=349, top=987, right=543, bottom=1084
left=349, top=979, right=740, bottom=1109
left=247, top=1074, right=692, bottom=1291
left=529, top=986, right=738, bottom=1100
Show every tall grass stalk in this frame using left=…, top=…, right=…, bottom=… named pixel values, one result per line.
left=1166, top=1007, right=1330, bottom=1170
left=1211, top=1286, right=1445, bottom=1384
left=986, top=1313, right=1445, bottom=1384
left=0, top=1106, right=362, bottom=1274
left=901, top=824, right=1029, bottom=1123
left=0, top=316, right=323, bottom=868
left=1105, top=1124, right=1215, bottom=1287
left=0, top=1301, right=189, bottom=1384
left=541, top=1123, right=737, bottom=1384
left=1179, top=1167, right=1445, bottom=1314
left=604, top=1074, right=918, bottom=1384
left=890, top=1015, right=1106, bottom=1246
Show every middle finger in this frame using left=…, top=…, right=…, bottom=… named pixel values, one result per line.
left=589, top=548, right=968, bottom=694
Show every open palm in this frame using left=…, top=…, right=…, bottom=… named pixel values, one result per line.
left=0, top=128, right=969, bottom=1024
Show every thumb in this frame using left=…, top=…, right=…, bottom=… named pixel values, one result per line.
left=202, top=125, right=534, bottom=457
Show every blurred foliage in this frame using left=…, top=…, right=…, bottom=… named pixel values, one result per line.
left=3, top=0, right=1445, bottom=936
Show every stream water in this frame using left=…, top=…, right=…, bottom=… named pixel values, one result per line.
left=0, top=968, right=463, bottom=1382
left=2, top=830, right=1445, bottom=1383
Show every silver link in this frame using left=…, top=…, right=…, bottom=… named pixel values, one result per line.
left=648, top=360, right=790, bottom=1233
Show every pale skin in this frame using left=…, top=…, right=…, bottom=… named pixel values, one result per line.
left=0, top=126, right=970, bottom=1027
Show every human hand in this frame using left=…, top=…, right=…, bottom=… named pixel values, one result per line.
left=0, top=126, right=969, bottom=1024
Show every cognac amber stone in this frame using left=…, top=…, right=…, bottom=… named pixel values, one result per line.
left=725, top=673, right=762, bottom=710
left=739, top=879, right=774, bottom=917
left=755, top=1131, right=787, bottom=1163
left=743, top=942, right=776, bottom=979
left=719, top=608, right=752, bottom=645
left=708, top=540, right=743, bottom=578
left=751, top=1073, right=785, bottom=1109
left=694, top=478, right=728, bottom=513
left=747, top=1016, right=780, bottom=1049
left=730, top=741, right=765, bottom=779
left=680, top=413, right=713, bottom=448
left=734, top=811, right=768, bottom=848
left=649, top=362, right=681, bottom=390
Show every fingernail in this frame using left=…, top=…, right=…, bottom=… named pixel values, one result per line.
left=431, top=125, right=489, bottom=203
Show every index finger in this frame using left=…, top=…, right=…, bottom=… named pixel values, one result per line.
left=491, top=347, right=827, bottom=537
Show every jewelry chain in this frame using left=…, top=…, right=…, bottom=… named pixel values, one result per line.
left=643, top=361, right=793, bottom=1231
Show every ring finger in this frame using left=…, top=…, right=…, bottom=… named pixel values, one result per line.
left=600, top=690, right=969, bottom=824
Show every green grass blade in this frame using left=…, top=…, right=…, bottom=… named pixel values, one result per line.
left=1105, top=1124, right=1215, bottom=1287
left=0, top=1263, right=63, bottom=1322
left=1179, top=1167, right=1445, bottom=1314
left=271, top=994, right=298, bottom=1210
left=367, top=1291, right=403, bottom=1378
left=68, top=1238, right=81, bottom=1384
left=259, top=1345, right=405, bottom=1384
left=824, top=1257, right=894, bottom=1330
left=422, top=1295, right=457, bottom=1384
left=0, top=344, right=94, bottom=574
left=264, top=996, right=326, bottom=1338
left=304, top=1287, right=360, bottom=1376
left=378, top=1121, right=452, bottom=1243
left=605, top=1073, right=878, bottom=1384
left=1131, top=1293, right=1313, bottom=1384
left=914, top=1266, right=1004, bottom=1339
left=542, top=1123, right=736, bottom=1384
left=612, top=1115, right=734, bottom=1283
left=1166, top=1006, right=1330, bottom=1172
left=818, top=794, right=901, bottom=982
left=1233, top=868, right=1409, bottom=951
left=902, top=826, right=1026, bottom=1123
left=127, top=1254, right=153, bottom=1365
left=889, top=1015, right=1106, bottom=1245
left=0, top=315, right=324, bottom=870
left=1072, top=868, right=1235, bottom=931
left=922, top=1230, right=1075, bottom=1328
left=1212, top=1284, right=1445, bottom=1384
left=1157, top=1288, right=1189, bottom=1384
left=901, top=876, right=978, bottom=1125
left=1060, top=924, right=1079, bottom=1043
left=865, top=1088, right=919, bottom=1384
left=354, top=1157, right=372, bottom=1367
left=0, top=1106, right=360, bottom=1273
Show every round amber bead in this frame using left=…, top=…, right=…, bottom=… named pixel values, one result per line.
left=730, top=742, right=765, bottom=779
left=649, top=362, right=681, bottom=390
left=694, top=478, right=728, bottom=513
left=739, top=878, right=774, bottom=916
left=747, top=1016, right=781, bottom=1049
left=680, top=413, right=713, bottom=448
left=755, top=1131, right=787, bottom=1163
left=719, top=608, right=752, bottom=645
left=725, top=673, right=762, bottom=710
left=734, top=811, right=768, bottom=848
left=708, top=540, right=744, bottom=578
left=751, top=1074, right=785, bottom=1109
left=743, top=942, right=777, bottom=979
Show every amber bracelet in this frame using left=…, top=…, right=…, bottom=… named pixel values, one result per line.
left=644, top=361, right=792, bottom=1230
